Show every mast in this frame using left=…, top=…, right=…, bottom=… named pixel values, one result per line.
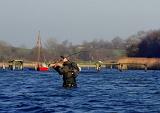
left=36, top=31, right=42, bottom=65
left=35, top=31, right=49, bottom=71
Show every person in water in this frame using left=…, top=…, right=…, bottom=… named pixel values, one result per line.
left=95, top=61, right=103, bottom=72
left=52, top=56, right=80, bottom=88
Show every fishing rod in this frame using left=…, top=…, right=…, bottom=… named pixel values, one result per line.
left=50, top=46, right=101, bottom=66
left=65, top=46, right=102, bottom=58
left=65, top=50, right=88, bottom=58
left=49, top=50, right=88, bottom=66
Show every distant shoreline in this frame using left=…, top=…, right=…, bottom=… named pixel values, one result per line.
left=1, top=57, right=160, bottom=70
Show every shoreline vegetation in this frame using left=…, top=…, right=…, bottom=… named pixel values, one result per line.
left=1, top=29, right=160, bottom=70
left=1, top=57, right=160, bottom=70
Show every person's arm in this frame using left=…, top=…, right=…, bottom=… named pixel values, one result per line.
left=52, top=63, right=63, bottom=75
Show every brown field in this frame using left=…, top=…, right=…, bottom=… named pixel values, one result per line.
left=116, top=57, right=160, bottom=70
left=117, top=57, right=160, bottom=67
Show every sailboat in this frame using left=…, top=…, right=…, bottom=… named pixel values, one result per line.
left=35, top=31, right=49, bottom=71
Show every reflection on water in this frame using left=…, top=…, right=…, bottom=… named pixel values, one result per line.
left=0, top=69, right=160, bottom=113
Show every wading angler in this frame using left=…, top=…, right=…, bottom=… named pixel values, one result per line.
left=52, top=56, right=80, bottom=88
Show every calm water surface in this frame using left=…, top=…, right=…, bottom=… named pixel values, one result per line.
left=0, top=68, right=160, bottom=113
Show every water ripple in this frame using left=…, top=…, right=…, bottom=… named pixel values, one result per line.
left=0, top=69, right=160, bottom=113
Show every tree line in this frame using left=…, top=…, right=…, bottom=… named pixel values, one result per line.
left=0, top=29, right=160, bottom=62
left=0, top=37, right=126, bottom=62
left=126, top=30, right=160, bottom=58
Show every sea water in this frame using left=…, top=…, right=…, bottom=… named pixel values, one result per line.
left=0, top=68, right=160, bottom=113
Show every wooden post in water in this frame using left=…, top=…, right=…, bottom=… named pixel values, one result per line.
left=144, top=64, right=147, bottom=72
left=118, top=63, right=122, bottom=72
left=110, top=65, right=112, bottom=69
left=2, top=63, right=5, bottom=70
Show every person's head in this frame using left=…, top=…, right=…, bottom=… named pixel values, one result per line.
left=63, top=57, right=68, bottom=62
left=60, top=56, right=68, bottom=63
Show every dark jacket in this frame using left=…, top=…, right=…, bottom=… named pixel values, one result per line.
left=54, top=61, right=79, bottom=88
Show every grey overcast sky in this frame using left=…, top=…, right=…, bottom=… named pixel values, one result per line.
left=0, top=0, right=160, bottom=48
